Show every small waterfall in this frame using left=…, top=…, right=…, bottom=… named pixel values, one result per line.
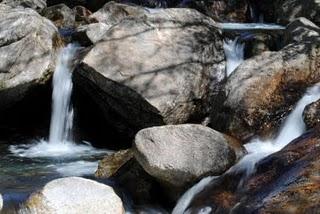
left=9, top=44, right=107, bottom=159
left=49, top=44, right=77, bottom=145
left=223, top=37, right=244, bottom=76
left=173, top=84, right=320, bottom=213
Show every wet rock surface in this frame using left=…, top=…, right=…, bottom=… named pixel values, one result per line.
left=211, top=23, right=320, bottom=141
left=303, top=99, right=320, bottom=129
left=188, top=126, right=320, bottom=214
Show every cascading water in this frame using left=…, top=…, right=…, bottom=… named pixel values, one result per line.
left=220, top=23, right=285, bottom=30
left=48, top=44, right=76, bottom=145
left=0, top=44, right=113, bottom=211
left=223, top=37, right=244, bottom=76
left=173, top=84, right=320, bottom=214
left=9, top=44, right=107, bottom=158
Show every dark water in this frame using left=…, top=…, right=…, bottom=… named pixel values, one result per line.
left=0, top=138, right=108, bottom=212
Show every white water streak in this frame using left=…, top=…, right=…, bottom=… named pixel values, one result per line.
left=224, top=37, right=244, bottom=76
left=9, top=44, right=109, bottom=159
left=49, top=44, right=78, bottom=145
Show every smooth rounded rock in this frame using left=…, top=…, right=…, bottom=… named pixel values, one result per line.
left=23, top=177, right=125, bottom=214
left=0, top=4, right=60, bottom=112
left=133, top=124, right=245, bottom=188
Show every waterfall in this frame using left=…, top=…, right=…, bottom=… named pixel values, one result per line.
left=9, top=44, right=107, bottom=158
left=49, top=44, right=78, bottom=145
left=223, top=37, right=244, bottom=76
left=173, top=84, right=320, bottom=213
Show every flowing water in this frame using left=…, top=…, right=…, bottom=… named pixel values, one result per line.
left=223, top=37, right=244, bottom=76
left=219, top=23, right=285, bottom=30
left=0, top=44, right=110, bottom=211
left=173, top=84, right=320, bottom=214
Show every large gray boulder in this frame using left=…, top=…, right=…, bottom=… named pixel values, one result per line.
left=74, top=5, right=225, bottom=139
left=211, top=20, right=320, bottom=141
left=0, top=0, right=46, bottom=11
left=0, top=4, right=60, bottom=112
left=23, top=177, right=125, bottom=214
left=133, top=124, right=245, bottom=189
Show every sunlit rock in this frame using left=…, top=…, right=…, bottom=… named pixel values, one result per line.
left=22, top=177, right=125, bottom=214
left=133, top=124, right=246, bottom=199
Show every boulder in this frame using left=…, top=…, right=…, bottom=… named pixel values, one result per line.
left=211, top=27, right=320, bottom=141
left=133, top=124, right=246, bottom=189
left=23, top=177, right=125, bottom=214
left=73, top=23, right=112, bottom=46
left=41, top=4, right=75, bottom=29
left=73, top=5, right=95, bottom=25
left=0, top=4, right=61, bottom=112
left=89, top=2, right=146, bottom=25
left=285, top=17, right=320, bottom=44
left=74, top=5, right=225, bottom=139
left=188, top=125, right=320, bottom=213
left=0, top=0, right=46, bottom=11
left=252, top=0, right=320, bottom=26
left=181, top=0, right=249, bottom=23
left=303, top=99, right=320, bottom=129
left=95, top=149, right=163, bottom=205
left=276, top=0, right=320, bottom=26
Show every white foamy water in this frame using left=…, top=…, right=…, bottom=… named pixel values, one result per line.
left=9, top=44, right=107, bottom=159
left=9, top=140, right=106, bottom=158
left=53, top=161, right=100, bottom=176
left=173, top=84, right=320, bottom=213
left=224, top=37, right=244, bottom=76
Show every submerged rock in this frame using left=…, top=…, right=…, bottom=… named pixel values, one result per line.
left=0, top=4, right=61, bottom=112
left=74, top=5, right=225, bottom=139
left=211, top=21, right=320, bottom=141
left=303, top=99, right=320, bottom=129
left=23, top=177, right=125, bottom=214
left=133, top=124, right=246, bottom=192
left=188, top=126, right=320, bottom=213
